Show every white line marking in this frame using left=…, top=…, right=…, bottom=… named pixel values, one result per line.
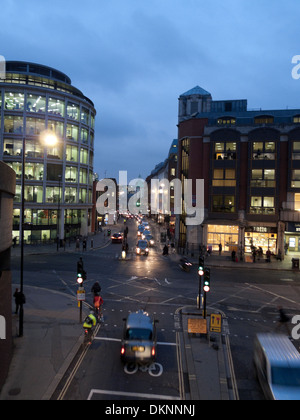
left=87, top=389, right=181, bottom=400
left=93, top=336, right=177, bottom=346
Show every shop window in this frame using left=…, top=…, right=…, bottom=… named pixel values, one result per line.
left=212, top=169, right=236, bottom=187
left=251, top=169, right=275, bottom=187
left=207, top=224, right=239, bottom=252
left=212, top=195, right=235, bottom=212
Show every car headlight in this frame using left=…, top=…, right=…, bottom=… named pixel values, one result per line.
left=150, top=240, right=154, bottom=245
left=146, top=248, right=149, bottom=253
left=136, top=248, right=140, bottom=253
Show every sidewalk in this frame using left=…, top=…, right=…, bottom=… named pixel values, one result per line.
left=0, top=286, right=89, bottom=400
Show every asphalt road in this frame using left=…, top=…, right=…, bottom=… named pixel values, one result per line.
left=10, top=218, right=300, bottom=400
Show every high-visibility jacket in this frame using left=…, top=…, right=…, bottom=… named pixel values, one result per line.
left=83, top=313, right=97, bottom=329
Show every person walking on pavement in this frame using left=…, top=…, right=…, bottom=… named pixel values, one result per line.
left=13, top=288, right=25, bottom=314
left=219, top=243, right=222, bottom=255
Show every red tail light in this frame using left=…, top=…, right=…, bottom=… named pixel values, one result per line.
left=151, top=346, right=156, bottom=357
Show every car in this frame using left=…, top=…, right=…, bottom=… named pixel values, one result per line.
left=144, top=234, right=154, bottom=246
left=121, top=310, right=159, bottom=365
left=137, top=225, right=145, bottom=237
left=141, top=221, right=150, bottom=230
left=111, top=232, right=123, bottom=243
left=136, top=239, right=149, bottom=255
left=253, top=333, right=300, bottom=400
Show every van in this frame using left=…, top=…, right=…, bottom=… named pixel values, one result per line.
left=253, top=333, right=300, bottom=400
left=121, top=310, right=158, bottom=365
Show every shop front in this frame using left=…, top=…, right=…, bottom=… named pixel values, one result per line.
left=285, top=222, right=300, bottom=253
left=244, top=226, right=277, bottom=254
left=207, top=224, right=239, bottom=252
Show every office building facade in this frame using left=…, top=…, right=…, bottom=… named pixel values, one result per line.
left=0, top=61, right=96, bottom=243
left=176, top=86, right=300, bottom=256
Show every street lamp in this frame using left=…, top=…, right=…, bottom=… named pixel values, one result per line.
left=19, top=130, right=58, bottom=337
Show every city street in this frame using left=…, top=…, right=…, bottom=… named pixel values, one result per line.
left=10, top=218, right=300, bottom=400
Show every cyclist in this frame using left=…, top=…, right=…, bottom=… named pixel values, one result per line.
left=83, top=311, right=97, bottom=344
left=91, top=281, right=101, bottom=297
left=93, top=294, right=104, bottom=322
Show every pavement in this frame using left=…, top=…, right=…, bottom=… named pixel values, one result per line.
left=1, top=224, right=299, bottom=400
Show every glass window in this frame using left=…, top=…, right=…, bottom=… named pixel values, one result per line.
left=65, top=187, right=77, bottom=203
left=292, top=170, right=300, bottom=188
left=250, top=196, right=275, bottom=214
left=25, top=139, right=44, bottom=158
left=3, top=139, right=23, bottom=156
left=26, top=94, right=46, bottom=113
left=81, top=128, right=88, bottom=144
left=48, top=119, right=63, bottom=138
left=90, top=131, right=94, bottom=148
left=66, top=124, right=78, bottom=141
left=26, top=117, right=45, bottom=135
left=91, top=113, right=95, bottom=129
left=212, top=195, right=235, bottom=212
left=24, top=186, right=43, bottom=203
left=46, top=186, right=61, bottom=203
left=214, top=142, right=236, bottom=159
left=295, top=193, right=300, bottom=211
left=80, top=147, right=88, bottom=164
left=4, top=115, right=23, bottom=134
left=81, top=107, right=89, bottom=125
left=254, top=116, right=274, bottom=124
left=46, top=143, right=63, bottom=160
left=4, top=91, right=24, bottom=110
left=67, top=102, right=79, bottom=120
left=66, top=145, right=78, bottom=162
left=48, top=97, right=65, bottom=117
left=293, top=116, right=300, bottom=123
left=252, top=141, right=275, bottom=160
left=212, top=169, right=236, bottom=186
left=46, top=164, right=63, bottom=181
left=65, top=166, right=77, bottom=183
left=79, top=168, right=87, bottom=184
left=251, top=169, right=275, bottom=187
left=217, top=117, right=236, bottom=125
left=79, top=188, right=87, bottom=203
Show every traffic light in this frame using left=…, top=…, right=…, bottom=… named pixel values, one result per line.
left=77, top=272, right=84, bottom=285
left=198, top=256, right=204, bottom=276
left=203, top=268, right=211, bottom=292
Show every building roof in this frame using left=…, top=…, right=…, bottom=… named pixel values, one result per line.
left=180, top=85, right=211, bottom=97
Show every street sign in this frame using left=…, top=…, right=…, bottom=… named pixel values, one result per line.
left=188, top=318, right=207, bottom=334
left=210, top=313, right=222, bottom=333
left=77, top=288, right=86, bottom=301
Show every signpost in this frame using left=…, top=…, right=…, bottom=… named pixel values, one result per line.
left=77, top=287, right=85, bottom=322
left=210, top=313, right=222, bottom=333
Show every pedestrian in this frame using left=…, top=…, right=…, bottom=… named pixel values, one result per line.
left=284, top=243, right=288, bottom=255
left=91, top=281, right=101, bottom=296
left=275, top=306, right=291, bottom=336
left=13, top=288, right=25, bottom=314
left=83, top=239, right=87, bottom=252
left=219, top=243, right=222, bottom=255
left=266, top=248, right=271, bottom=263
left=76, top=238, right=80, bottom=251
left=163, top=244, right=169, bottom=256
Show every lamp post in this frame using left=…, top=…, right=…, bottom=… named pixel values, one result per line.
left=19, top=131, right=58, bottom=337
left=57, top=174, right=62, bottom=251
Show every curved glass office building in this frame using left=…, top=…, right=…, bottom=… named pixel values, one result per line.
left=0, top=61, right=96, bottom=244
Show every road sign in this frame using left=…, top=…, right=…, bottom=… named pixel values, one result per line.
left=188, top=318, right=207, bottom=334
left=210, top=313, right=222, bottom=333
left=77, top=287, right=86, bottom=301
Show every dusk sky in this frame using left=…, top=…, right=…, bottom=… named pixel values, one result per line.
left=1, top=0, right=300, bottom=182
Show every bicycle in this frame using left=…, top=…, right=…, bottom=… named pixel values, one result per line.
left=94, top=303, right=104, bottom=323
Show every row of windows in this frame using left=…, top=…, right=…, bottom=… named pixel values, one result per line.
left=14, top=185, right=92, bottom=204
left=0, top=91, right=95, bottom=126
left=7, top=161, right=92, bottom=184
left=217, top=116, right=300, bottom=125
left=2, top=116, right=94, bottom=146
left=3, top=140, right=93, bottom=165
left=13, top=208, right=83, bottom=227
left=212, top=195, right=275, bottom=214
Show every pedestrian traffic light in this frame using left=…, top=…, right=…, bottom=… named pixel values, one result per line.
left=203, top=268, right=210, bottom=292
left=77, top=273, right=84, bottom=285
left=198, top=256, right=204, bottom=276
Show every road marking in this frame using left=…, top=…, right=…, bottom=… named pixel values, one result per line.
left=93, top=336, right=177, bottom=346
left=87, top=389, right=181, bottom=400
